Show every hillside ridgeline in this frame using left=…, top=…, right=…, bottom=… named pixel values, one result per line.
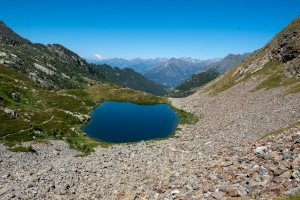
left=0, top=21, right=166, bottom=96
left=204, top=16, right=300, bottom=96
left=199, top=52, right=251, bottom=74
left=94, top=64, right=168, bottom=96
left=168, top=71, right=219, bottom=98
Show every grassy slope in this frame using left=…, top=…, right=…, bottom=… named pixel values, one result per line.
left=0, top=64, right=197, bottom=155
left=95, top=64, right=168, bottom=96
left=169, top=71, right=219, bottom=98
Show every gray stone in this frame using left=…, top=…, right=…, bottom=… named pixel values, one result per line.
left=259, top=166, right=269, bottom=175
left=283, top=186, right=300, bottom=195
left=292, top=170, right=300, bottom=179
left=283, top=154, right=292, bottom=160
left=211, top=191, right=224, bottom=199
left=254, top=146, right=267, bottom=154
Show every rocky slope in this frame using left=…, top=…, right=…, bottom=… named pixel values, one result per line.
left=0, top=21, right=107, bottom=90
left=0, top=21, right=28, bottom=42
left=206, top=16, right=300, bottom=96
left=0, top=79, right=299, bottom=200
left=1, top=16, right=300, bottom=200
left=0, top=21, right=167, bottom=95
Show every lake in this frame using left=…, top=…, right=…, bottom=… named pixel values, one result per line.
left=82, top=102, right=180, bottom=143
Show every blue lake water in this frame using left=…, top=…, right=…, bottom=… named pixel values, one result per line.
left=82, top=102, right=180, bottom=143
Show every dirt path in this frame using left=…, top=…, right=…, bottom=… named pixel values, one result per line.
left=0, top=116, right=54, bottom=139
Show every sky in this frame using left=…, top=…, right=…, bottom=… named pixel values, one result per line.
left=1, top=0, right=300, bottom=60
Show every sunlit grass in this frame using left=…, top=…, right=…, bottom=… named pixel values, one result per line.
left=1, top=65, right=198, bottom=155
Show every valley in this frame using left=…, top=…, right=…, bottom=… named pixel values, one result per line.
left=1, top=71, right=299, bottom=199
left=0, top=13, right=300, bottom=200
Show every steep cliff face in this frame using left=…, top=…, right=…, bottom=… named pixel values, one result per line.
left=269, top=19, right=300, bottom=77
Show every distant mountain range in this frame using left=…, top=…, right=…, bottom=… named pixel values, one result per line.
left=165, top=53, right=250, bottom=96
left=89, top=56, right=222, bottom=87
left=87, top=57, right=168, bottom=73
left=199, top=53, right=252, bottom=74
left=142, top=58, right=205, bottom=87
left=88, top=55, right=222, bottom=73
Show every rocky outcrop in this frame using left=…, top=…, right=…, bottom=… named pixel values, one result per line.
left=46, top=44, right=85, bottom=66
left=2, top=107, right=18, bottom=117
left=269, top=17, right=300, bottom=77
left=284, top=56, right=300, bottom=78
left=233, top=16, right=300, bottom=78
left=33, top=63, right=56, bottom=75
left=270, top=30, right=300, bottom=63
left=11, top=91, right=20, bottom=102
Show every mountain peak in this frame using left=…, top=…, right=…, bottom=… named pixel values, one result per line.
left=0, top=20, right=23, bottom=40
left=201, top=53, right=252, bottom=74
left=169, top=57, right=178, bottom=62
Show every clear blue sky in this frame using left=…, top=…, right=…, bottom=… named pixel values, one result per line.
left=1, top=0, right=299, bottom=60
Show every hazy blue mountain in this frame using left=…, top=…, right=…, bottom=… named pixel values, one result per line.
left=177, top=56, right=222, bottom=64
left=142, top=58, right=219, bottom=87
left=87, top=56, right=223, bottom=75
left=199, top=53, right=252, bottom=74
left=87, top=57, right=168, bottom=72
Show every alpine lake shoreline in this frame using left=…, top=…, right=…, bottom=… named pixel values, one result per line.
left=0, top=66, right=198, bottom=156
left=76, top=92, right=199, bottom=155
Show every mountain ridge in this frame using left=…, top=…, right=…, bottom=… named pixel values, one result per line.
left=198, top=52, right=252, bottom=74
left=0, top=21, right=166, bottom=96
left=0, top=21, right=26, bottom=41
left=88, top=56, right=222, bottom=73
left=93, top=64, right=168, bottom=96
left=168, top=71, right=219, bottom=98
left=202, top=15, right=300, bottom=96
